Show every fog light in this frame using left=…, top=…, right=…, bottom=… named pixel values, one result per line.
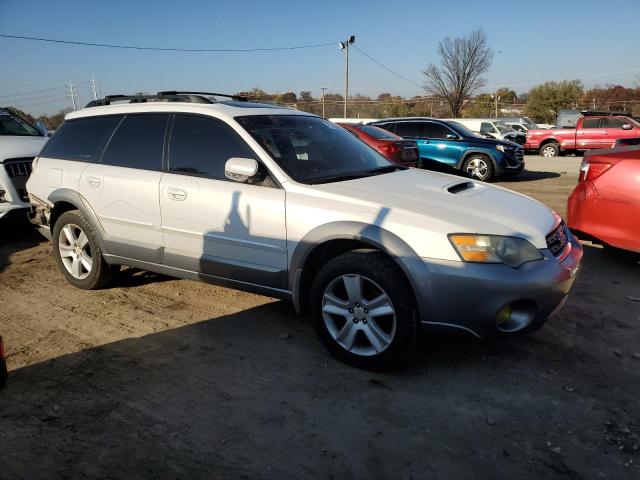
left=0, top=190, right=6, bottom=202
left=497, top=306, right=512, bottom=326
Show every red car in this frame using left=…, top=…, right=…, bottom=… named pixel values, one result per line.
left=567, top=145, right=640, bottom=252
left=337, top=123, right=420, bottom=166
left=526, top=114, right=640, bottom=157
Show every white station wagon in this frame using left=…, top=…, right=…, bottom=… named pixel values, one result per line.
left=27, top=91, right=583, bottom=369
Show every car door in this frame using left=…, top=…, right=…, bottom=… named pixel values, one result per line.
left=575, top=117, right=603, bottom=149
left=601, top=117, right=638, bottom=147
left=79, top=113, right=168, bottom=262
left=420, top=121, right=463, bottom=166
left=160, top=114, right=287, bottom=289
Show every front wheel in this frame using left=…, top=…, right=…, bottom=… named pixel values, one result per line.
left=310, top=250, right=419, bottom=369
left=463, top=155, right=494, bottom=181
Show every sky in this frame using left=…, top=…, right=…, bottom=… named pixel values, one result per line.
left=1, top=0, right=639, bottom=116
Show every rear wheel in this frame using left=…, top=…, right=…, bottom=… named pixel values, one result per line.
left=540, top=142, right=560, bottom=158
left=52, top=210, right=118, bottom=289
left=463, top=154, right=494, bottom=181
left=310, top=250, right=419, bottom=369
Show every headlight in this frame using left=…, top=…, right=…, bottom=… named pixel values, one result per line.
left=496, top=145, right=505, bottom=153
left=449, top=234, right=543, bottom=268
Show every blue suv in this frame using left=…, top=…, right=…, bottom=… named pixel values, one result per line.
left=369, top=118, right=524, bottom=181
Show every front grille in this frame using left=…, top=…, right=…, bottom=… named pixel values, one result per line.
left=2, top=157, right=34, bottom=202
left=515, top=147, right=524, bottom=162
left=4, top=157, right=33, bottom=177
left=546, top=222, right=570, bottom=259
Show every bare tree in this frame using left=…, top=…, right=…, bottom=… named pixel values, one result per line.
left=423, top=30, right=493, bottom=117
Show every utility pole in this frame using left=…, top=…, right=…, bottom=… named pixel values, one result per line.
left=339, top=35, right=355, bottom=118
left=493, top=91, right=501, bottom=118
left=321, top=87, right=327, bottom=118
left=90, top=75, right=99, bottom=101
left=67, top=79, right=79, bottom=111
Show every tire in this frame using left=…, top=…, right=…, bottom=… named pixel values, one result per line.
left=52, top=210, right=118, bottom=289
left=540, top=142, right=560, bottom=158
left=462, top=154, right=494, bottom=181
left=309, top=249, right=419, bottom=370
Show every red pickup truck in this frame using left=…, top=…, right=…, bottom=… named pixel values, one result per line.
left=525, top=115, right=640, bottom=157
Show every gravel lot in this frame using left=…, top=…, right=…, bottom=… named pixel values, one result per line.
left=1, top=155, right=639, bottom=479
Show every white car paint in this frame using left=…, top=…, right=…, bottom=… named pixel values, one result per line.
left=27, top=102, right=555, bottom=268
left=0, top=135, right=48, bottom=218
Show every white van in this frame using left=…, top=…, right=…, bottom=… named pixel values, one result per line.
left=447, top=118, right=524, bottom=144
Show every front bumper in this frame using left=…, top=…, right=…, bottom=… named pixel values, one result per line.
left=0, top=203, right=29, bottom=220
left=414, top=234, right=583, bottom=338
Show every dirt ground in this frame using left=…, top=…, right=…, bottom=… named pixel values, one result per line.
left=1, top=156, right=639, bottom=479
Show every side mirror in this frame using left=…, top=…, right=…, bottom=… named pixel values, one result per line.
left=35, top=120, right=50, bottom=137
left=622, top=124, right=633, bottom=130
left=446, top=133, right=458, bottom=140
left=225, top=157, right=259, bottom=183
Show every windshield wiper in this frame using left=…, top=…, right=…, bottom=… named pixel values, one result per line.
left=308, top=172, right=373, bottom=184
left=363, top=165, right=406, bottom=175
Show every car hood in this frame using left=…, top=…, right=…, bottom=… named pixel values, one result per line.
left=0, top=135, right=48, bottom=161
left=313, top=169, right=556, bottom=249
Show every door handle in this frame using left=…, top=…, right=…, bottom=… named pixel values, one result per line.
left=86, top=176, right=101, bottom=187
left=420, top=140, right=430, bottom=144
left=600, top=131, right=608, bottom=135
left=167, top=187, right=187, bottom=201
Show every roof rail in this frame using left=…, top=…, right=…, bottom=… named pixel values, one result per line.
left=580, top=110, right=632, bottom=117
left=85, top=90, right=247, bottom=108
left=157, top=91, right=248, bottom=102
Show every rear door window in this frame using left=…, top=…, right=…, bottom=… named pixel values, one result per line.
left=395, top=122, right=424, bottom=137
left=168, top=114, right=257, bottom=180
left=40, top=115, right=123, bottom=162
left=581, top=118, right=601, bottom=128
left=100, top=114, right=169, bottom=170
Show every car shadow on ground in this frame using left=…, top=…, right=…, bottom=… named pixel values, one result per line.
left=108, top=267, right=173, bottom=289
left=0, top=217, right=45, bottom=273
left=1, top=245, right=639, bottom=479
left=495, top=169, right=561, bottom=183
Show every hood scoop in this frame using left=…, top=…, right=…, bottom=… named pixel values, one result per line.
left=446, top=181, right=475, bottom=194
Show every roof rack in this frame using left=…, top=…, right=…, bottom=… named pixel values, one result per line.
left=85, top=91, right=248, bottom=108
left=580, top=110, right=632, bottom=117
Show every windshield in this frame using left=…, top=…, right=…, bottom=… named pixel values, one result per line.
left=495, top=122, right=511, bottom=133
left=449, top=121, right=482, bottom=138
left=356, top=125, right=398, bottom=140
left=237, top=115, right=394, bottom=184
left=0, top=111, right=43, bottom=136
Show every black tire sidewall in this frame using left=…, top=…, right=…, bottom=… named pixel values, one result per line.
left=310, top=251, right=418, bottom=370
left=52, top=210, right=109, bottom=289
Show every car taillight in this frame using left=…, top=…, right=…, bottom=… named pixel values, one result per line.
left=579, top=160, right=611, bottom=182
left=378, top=143, right=400, bottom=155
left=0, top=335, right=5, bottom=360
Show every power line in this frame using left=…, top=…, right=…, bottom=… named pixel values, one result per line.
left=352, top=45, right=423, bottom=89
left=0, top=33, right=337, bottom=52
left=0, top=86, right=63, bottom=100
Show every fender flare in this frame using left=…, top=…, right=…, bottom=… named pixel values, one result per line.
left=289, top=221, right=428, bottom=316
left=47, top=188, right=110, bottom=254
left=458, top=149, right=498, bottom=170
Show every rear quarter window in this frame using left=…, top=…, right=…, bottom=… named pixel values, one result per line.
left=40, top=115, right=123, bottom=162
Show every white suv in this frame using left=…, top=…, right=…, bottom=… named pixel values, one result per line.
left=0, top=108, right=48, bottom=220
left=27, top=91, right=583, bottom=368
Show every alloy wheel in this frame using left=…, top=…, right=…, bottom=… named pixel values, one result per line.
left=58, top=223, right=93, bottom=280
left=466, top=158, right=489, bottom=180
left=322, top=274, right=397, bottom=356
